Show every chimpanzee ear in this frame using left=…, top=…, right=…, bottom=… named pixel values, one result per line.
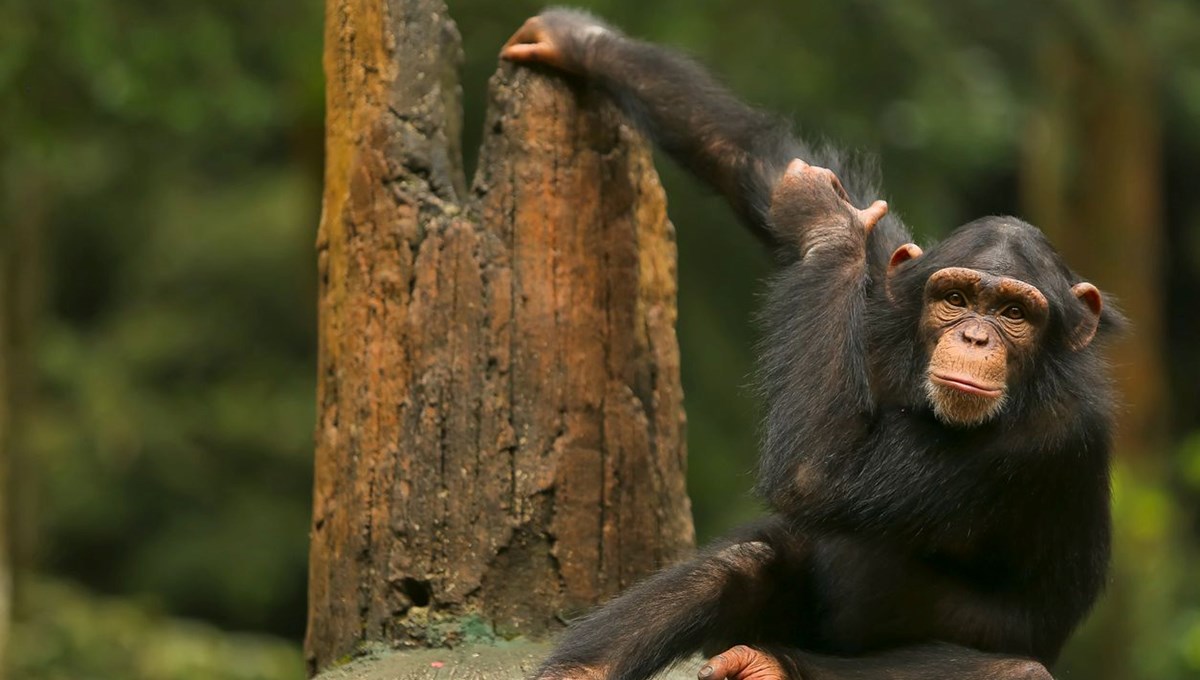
left=885, top=244, right=923, bottom=302
left=888, top=244, right=923, bottom=275
left=1069, top=282, right=1103, bottom=351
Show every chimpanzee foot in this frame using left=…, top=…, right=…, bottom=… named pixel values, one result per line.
left=698, top=646, right=791, bottom=680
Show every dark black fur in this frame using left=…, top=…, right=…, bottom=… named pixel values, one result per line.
left=517, top=9, right=1120, bottom=680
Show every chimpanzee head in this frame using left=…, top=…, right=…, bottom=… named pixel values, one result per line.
left=880, top=218, right=1115, bottom=427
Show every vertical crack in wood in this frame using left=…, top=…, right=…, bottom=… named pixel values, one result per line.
left=307, top=0, right=692, bottom=670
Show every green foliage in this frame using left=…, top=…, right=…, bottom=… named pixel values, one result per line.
left=10, top=577, right=304, bottom=680
left=3, top=0, right=323, bottom=637
left=1059, top=462, right=1200, bottom=679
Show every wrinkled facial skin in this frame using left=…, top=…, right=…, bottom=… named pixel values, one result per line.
left=922, top=267, right=1049, bottom=427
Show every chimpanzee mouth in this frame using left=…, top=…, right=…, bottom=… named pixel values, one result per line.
left=926, top=375, right=1008, bottom=427
left=930, top=373, right=1004, bottom=398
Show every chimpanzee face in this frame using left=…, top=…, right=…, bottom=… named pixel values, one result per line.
left=885, top=218, right=1107, bottom=428
left=919, top=267, right=1050, bottom=426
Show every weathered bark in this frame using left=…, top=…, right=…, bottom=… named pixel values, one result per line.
left=313, top=642, right=700, bottom=680
left=305, top=0, right=693, bottom=673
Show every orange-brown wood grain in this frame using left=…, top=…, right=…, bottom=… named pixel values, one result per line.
left=305, top=0, right=693, bottom=672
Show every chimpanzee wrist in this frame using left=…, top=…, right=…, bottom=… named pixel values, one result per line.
left=538, top=8, right=623, bottom=73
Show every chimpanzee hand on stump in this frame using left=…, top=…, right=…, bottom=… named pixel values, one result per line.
left=501, top=9, right=613, bottom=74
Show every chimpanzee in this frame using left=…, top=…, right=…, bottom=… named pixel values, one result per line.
left=501, top=9, right=1122, bottom=680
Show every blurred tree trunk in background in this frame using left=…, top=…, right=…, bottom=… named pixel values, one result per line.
left=304, top=0, right=694, bottom=674
left=0, top=175, right=37, bottom=680
left=1020, top=6, right=1164, bottom=680
left=1020, top=5, right=1166, bottom=461
left=0, top=216, right=11, bottom=680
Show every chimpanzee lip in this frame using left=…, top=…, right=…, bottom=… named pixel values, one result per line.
left=931, top=373, right=1004, bottom=398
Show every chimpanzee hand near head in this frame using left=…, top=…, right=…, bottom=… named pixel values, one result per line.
left=501, top=9, right=619, bottom=74
left=768, top=159, right=889, bottom=257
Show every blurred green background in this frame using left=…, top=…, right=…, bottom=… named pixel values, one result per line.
left=3, top=0, right=1200, bottom=678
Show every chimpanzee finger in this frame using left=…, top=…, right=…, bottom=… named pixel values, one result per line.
left=857, top=200, right=889, bottom=233
left=501, top=17, right=545, bottom=50
left=500, top=42, right=553, bottom=63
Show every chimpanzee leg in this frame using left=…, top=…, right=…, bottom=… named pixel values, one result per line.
left=700, top=643, right=1053, bottom=680
left=537, top=516, right=808, bottom=680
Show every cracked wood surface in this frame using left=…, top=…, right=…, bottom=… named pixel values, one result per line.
left=313, top=643, right=702, bottom=680
left=305, top=0, right=693, bottom=672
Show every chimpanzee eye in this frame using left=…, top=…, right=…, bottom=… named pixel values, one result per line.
left=1003, top=305, right=1025, bottom=320
left=945, top=291, right=966, bottom=307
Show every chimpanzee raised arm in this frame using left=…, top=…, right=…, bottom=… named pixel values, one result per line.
left=502, top=9, right=919, bottom=505
left=501, top=9, right=901, bottom=257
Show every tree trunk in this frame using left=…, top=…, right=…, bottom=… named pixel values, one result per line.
left=0, top=174, right=37, bottom=680
left=0, top=212, right=11, bottom=680
left=305, top=0, right=694, bottom=673
left=0, top=167, right=37, bottom=680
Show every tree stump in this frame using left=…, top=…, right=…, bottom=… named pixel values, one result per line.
left=305, top=0, right=694, bottom=673
left=313, top=643, right=702, bottom=680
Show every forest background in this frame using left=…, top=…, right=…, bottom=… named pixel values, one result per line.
left=4, top=0, right=1200, bottom=678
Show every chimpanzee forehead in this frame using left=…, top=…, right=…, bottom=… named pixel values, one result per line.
left=926, top=266, right=1050, bottom=313
left=941, top=217, right=1070, bottom=285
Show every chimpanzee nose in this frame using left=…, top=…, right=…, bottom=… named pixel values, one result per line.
left=961, top=322, right=990, bottom=347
